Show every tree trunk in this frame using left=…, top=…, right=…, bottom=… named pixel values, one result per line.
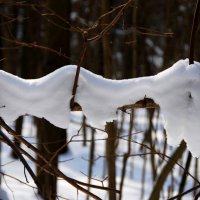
left=36, top=1, right=71, bottom=199
left=100, top=2, right=117, bottom=199
left=119, top=110, right=134, bottom=200
left=37, top=119, right=60, bottom=200
left=105, top=121, right=117, bottom=200
left=87, top=128, right=95, bottom=200
left=101, top=0, right=113, bottom=78
left=0, top=2, right=24, bottom=159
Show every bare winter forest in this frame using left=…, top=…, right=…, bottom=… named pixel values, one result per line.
left=0, top=0, right=200, bottom=200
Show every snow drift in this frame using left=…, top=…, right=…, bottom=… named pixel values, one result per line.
left=0, top=59, right=200, bottom=156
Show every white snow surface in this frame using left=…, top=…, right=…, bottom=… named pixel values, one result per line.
left=0, top=58, right=200, bottom=156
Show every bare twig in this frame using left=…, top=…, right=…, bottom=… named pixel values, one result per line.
left=88, top=0, right=134, bottom=41
left=0, top=117, right=120, bottom=200
left=87, top=1, right=133, bottom=31
left=168, top=184, right=200, bottom=200
left=0, top=129, right=41, bottom=190
left=0, top=36, right=75, bottom=63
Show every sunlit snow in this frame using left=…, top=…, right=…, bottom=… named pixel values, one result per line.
left=0, top=58, right=200, bottom=156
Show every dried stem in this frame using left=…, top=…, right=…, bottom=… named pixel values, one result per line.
left=0, top=130, right=41, bottom=190
left=88, top=0, right=134, bottom=41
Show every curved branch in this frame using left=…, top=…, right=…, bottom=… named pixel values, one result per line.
left=0, top=117, right=120, bottom=200
left=0, top=129, right=41, bottom=190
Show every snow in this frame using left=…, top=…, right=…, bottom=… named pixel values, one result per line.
left=0, top=58, right=200, bottom=156
left=0, top=188, right=9, bottom=200
left=0, top=67, right=74, bottom=129
left=0, top=114, right=195, bottom=200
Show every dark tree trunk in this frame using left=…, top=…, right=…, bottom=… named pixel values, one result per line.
left=106, top=121, right=117, bottom=200
left=36, top=1, right=71, bottom=199
left=0, top=1, right=24, bottom=159
left=37, top=119, right=61, bottom=200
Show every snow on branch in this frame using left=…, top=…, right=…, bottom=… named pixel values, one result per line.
left=0, top=59, right=200, bottom=156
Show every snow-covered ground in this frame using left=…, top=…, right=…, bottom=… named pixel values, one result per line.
left=0, top=112, right=198, bottom=200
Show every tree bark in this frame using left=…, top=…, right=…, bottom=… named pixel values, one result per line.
left=105, top=121, right=117, bottom=200
left=101, top=0, right=113, bottom=78
left=0, top=2, right=24, bottom=159
left=36, top=119, right=60, bottom=200
left=87, top=128, right=95, bottom=200
left=36, top=1, right=71, bottom=199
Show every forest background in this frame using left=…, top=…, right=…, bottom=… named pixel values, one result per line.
left=0, top=0, right=200, bottom=200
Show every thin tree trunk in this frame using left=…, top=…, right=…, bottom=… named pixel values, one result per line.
left=0, top=2, right=26, bottom=159
left=163, top=0, right=171, bottom=68
left=100, top=2, right=117, bottom=199
left=149, top=140, right=186, bottom=200
left=119, top=110, right=134, bottom=200
left=140, top=148, right=147, bottom=200
left=0, top=2, right=20, bottom=74
left=82, top=116, right=87, bottom=147
left=147, top=109, right=157, bottom=181
left=193, top=158, right=199, bottom=197
left=105, top=121, right=117, bottom=200
left=87, top=128, right=95, bottom=200
left=101, top=0, right=112, bottom=78
left=132, top=0, right=137, bottom=78
left=177, top=152, right=192, bottom=200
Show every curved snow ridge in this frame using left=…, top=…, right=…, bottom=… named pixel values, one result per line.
left=0, top=58, right=200, bottom=156
left=0, top=66, right=76, bottom=129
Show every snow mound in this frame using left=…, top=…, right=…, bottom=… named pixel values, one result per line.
left=0, top=59, right=200, bottom=156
